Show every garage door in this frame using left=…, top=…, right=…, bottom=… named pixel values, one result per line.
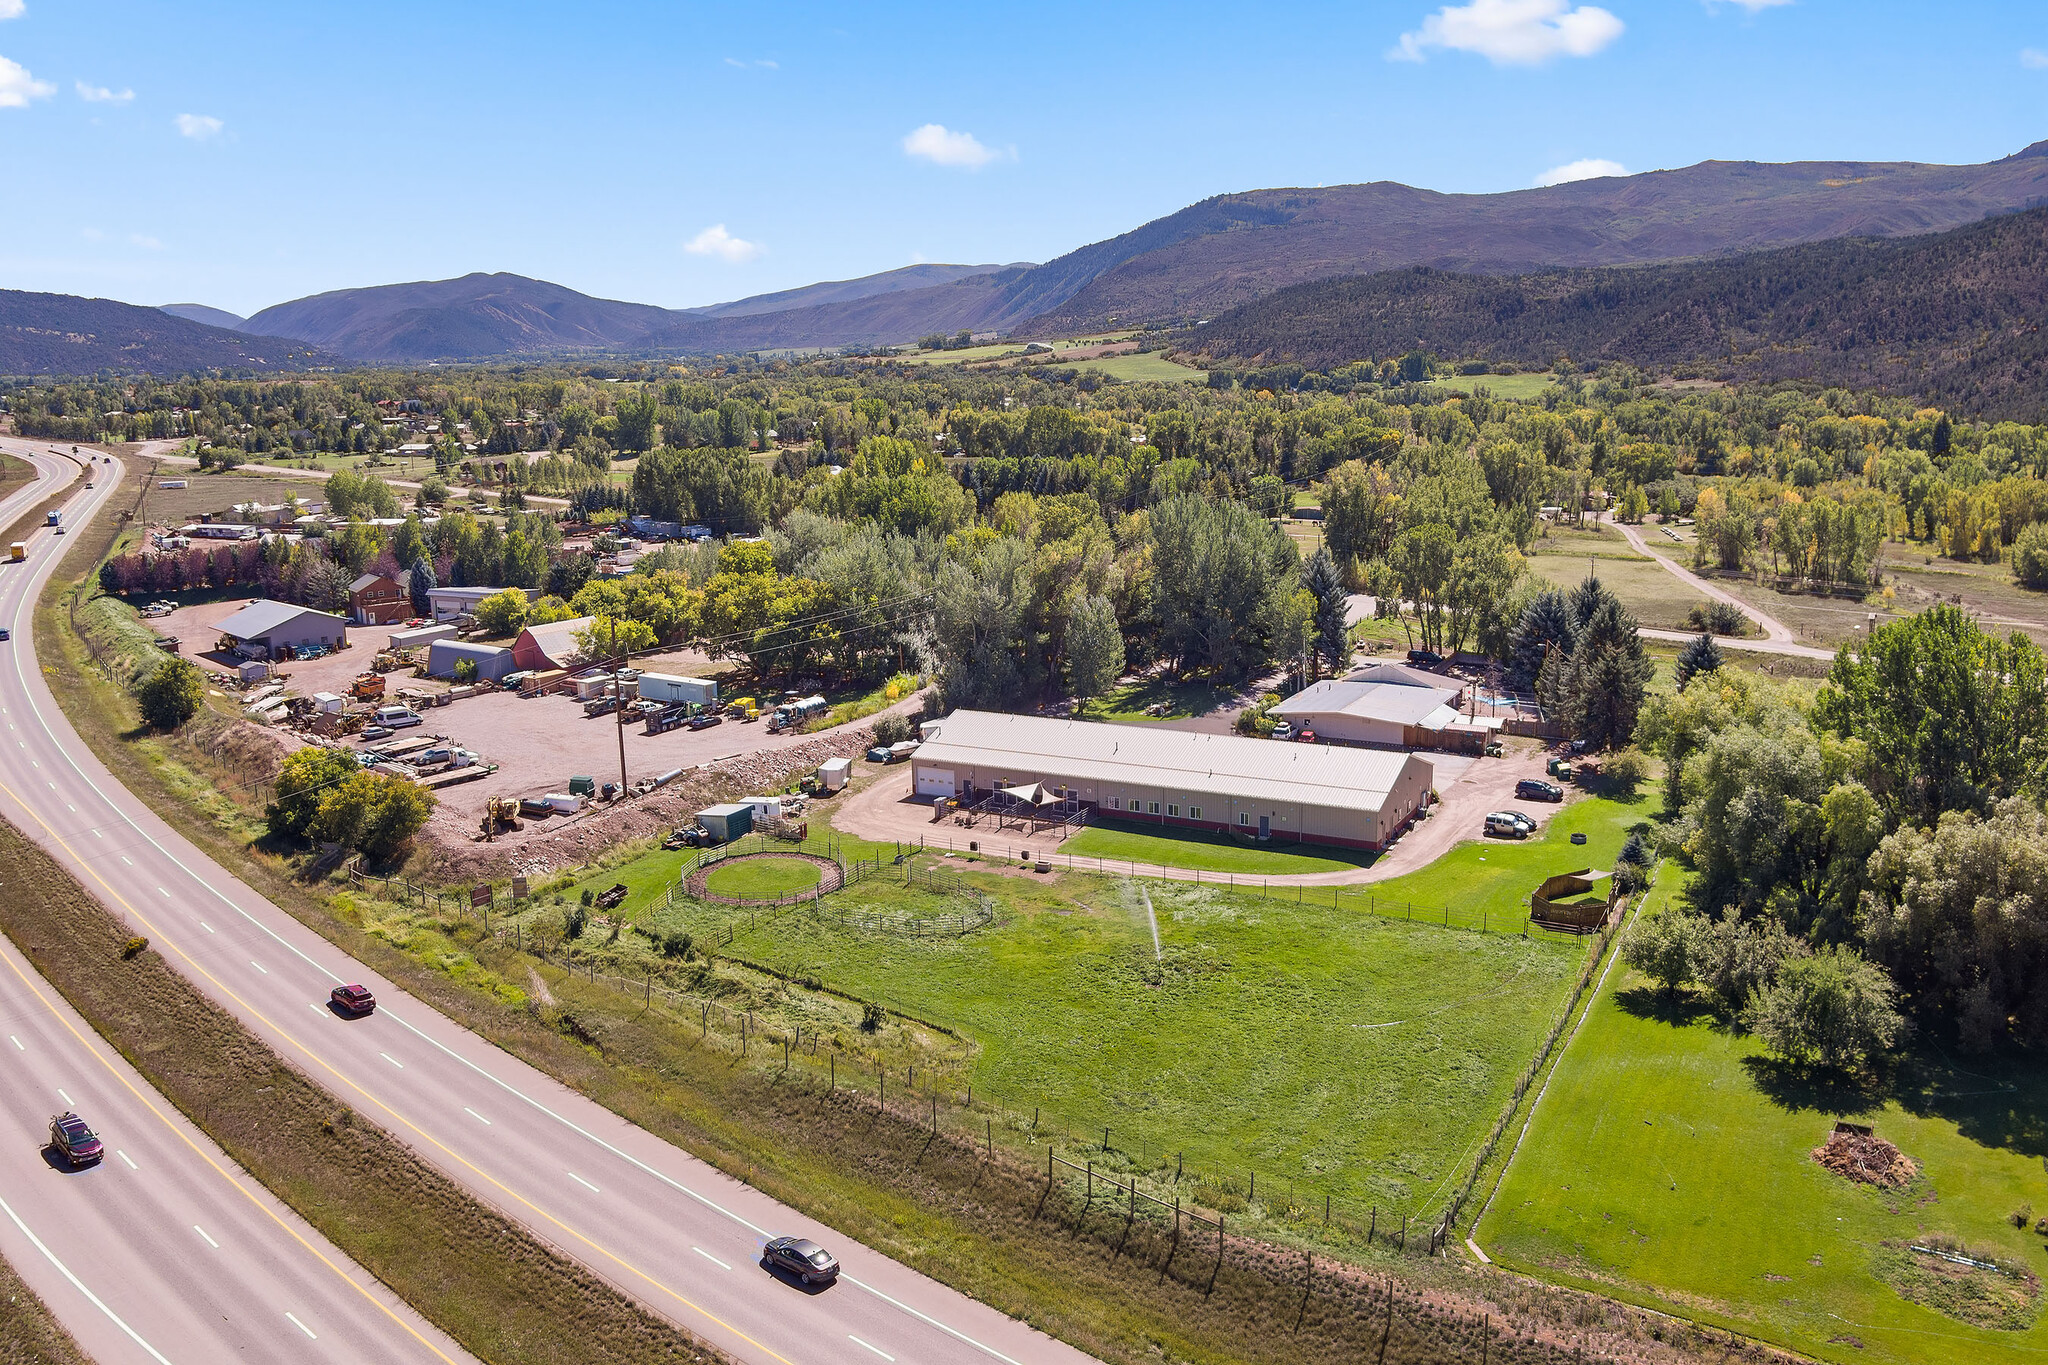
left=915, top=768, right=956, bottom=798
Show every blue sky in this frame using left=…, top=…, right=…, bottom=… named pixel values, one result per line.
left=0, top=0, right=2043, bottom=317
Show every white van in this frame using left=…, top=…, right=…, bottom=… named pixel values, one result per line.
left=373, top=705, right=423, bottom=729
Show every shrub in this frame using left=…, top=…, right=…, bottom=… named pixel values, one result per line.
left=579, top=887, right=595, bottom=907
left=471, top=588, right=530, bottom=638
left=307, top=771, right=435, bottom=861
left=563, top=905, right=588, bottom=940
left=1603, top=747, right=1651, bottom=796
left=659, top=931, right=692, bottom=960
left=134, top=657, right=206, bottom=730
left=871, top=712, right=912, bottom=747
left=1685, top=601, right=1751, bottom=637
left=860, top=1001, right=884, bottom=1033
left=453, top=657, right=479, bottom=683
left=1623, top=912, right=1703, bottom=993
left=120, top=936, right=149, bottom=960
left=268, top=748, right=362, bottom=839
left=2013, top=521, right=2048, bottom=590
left=1746, top=945, right=1905, bottom=1070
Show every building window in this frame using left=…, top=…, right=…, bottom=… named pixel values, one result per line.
left=1238, top=812, right=1250, bottom=826
left=1167, top=804, right=1179, bottom=817
left=1148, top=801, right=1160, bottom=815
left=1189, top=806, right=1202, bottom=820
left=1127, top=798, right=1142, bottom=812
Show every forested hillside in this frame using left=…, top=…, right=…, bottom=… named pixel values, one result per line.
left=1188, top=207, right=2048, bottom=420
left=0, top=291, right=335, bottom=376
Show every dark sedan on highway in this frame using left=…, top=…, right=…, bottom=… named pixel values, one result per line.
left=762, top=1235, right=839, bottom=1286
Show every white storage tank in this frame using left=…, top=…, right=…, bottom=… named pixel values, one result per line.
left=817, top=757, right=852, bottom=792
left=543, top=792, right=583, bottom=814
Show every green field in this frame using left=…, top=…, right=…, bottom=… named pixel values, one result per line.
left=703, top=855, right=822, bottom=899
left=1062, top=352, right=1208, bottom=384
left=1425, top=373, right=1561, bottom=401
left=1528, top=551, right=1711, bottom=631
left=1084, top=675, right=1242, bottom=723
left=648, top=866, right=1586, bottom=1211
left=1480, top=883, right=2048, bottom=1365
left=1062, top=819, right=1377, bottom=875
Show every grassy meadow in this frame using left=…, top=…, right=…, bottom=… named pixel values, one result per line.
left=1480, top=881, right=2048, bottom=1365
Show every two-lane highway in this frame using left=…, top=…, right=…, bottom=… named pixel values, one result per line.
left=0, top=441, right=476, bottom=1365
left=0, top=441, right=1097, bottom=1365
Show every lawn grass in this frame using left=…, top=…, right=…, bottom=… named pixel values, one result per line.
left=703, top=856, right=821, bottom=899
left=1085, top=674, right=1243, bottom=722
left=1423, top=373, right=1560, bottom=401
left=1479, top=877, right=2048, bottom=1365
left=1063, top=818, right=1378, bottom=875
left=0, top=449, right=35, bottom=502
left=1528, top=552, right=1712, bottom=631
left=1359, top=789, right=1649, bottom=920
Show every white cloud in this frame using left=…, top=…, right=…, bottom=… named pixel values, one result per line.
left=76, top=79, right=134, bottom=103
left=683, top=224, right=764, bottom=263
left=1534, top=157, right=1628, bottom=186
left=175, top=112, right=222, bottom=139
left=0, top=0, right=24, bottom=19
left=723, top=56, right=778, bottom=68
left=901, top=122, right=1006, bottom=169
left=2023, top=48, right=2048, bottom=69
left=129, top=232, right=163, bottom=250
left=1391, top=0, right=1624, bottom=65
left=0, top=53, right=53, bottom=107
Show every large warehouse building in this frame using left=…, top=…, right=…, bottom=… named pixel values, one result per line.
left=909, top=710, right=1434, bottom=851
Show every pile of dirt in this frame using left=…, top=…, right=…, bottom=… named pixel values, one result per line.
left=1812, top=1123, right=1918, bottom=1188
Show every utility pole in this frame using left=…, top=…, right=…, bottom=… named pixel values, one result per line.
left=612, top=617, right=627, bottom=797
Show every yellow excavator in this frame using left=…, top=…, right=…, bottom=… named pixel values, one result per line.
left=479, top=795, right=523, bottom=839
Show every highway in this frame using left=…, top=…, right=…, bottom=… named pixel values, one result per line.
left=0, top=439, right=1098, bottom=1365
left=0, top=443, right=476, bottom=1365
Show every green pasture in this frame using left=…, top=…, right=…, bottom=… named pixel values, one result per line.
left=703, top=856, right=823, bottom=900
left=1425, top=373, right=1560, bottom=401
left=1480, top=882, right=2048, bottom=1365
left=1062, top=352, right=1208, bottom=384
left=1528, top=551, right=1710, bottom=631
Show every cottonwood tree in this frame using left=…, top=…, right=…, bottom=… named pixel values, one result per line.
left=135, top=658, right=205, bottom=731
left=1064, top=594, right=1125, bottom=708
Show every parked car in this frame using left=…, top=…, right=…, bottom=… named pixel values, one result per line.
left=762, top=1235, right=840, bottom=1286
left=0, top=628, right=10, bottom=642
left=1407, top=648, right=1443, bottom=666
left=359, top=724, right=393, bottom=741
left=329, top=983, right=376, bottom=1016
left=1295, top=727, right=1316, bottom=743
left=686, top=712, right=723, bottom=730
left=1270, top=720, right=1294, bottom=740
left=1484, top=812, right=1532, bottom=838
left=47, top=1112, right=103, bottom=1167
left=1515, top=778, right=1565, bottom=802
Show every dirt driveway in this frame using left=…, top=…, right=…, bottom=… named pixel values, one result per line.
left=831, top=734, right=1568, bottom=886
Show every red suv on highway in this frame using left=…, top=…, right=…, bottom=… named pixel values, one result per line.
left=330, top=983, right=376, bottom=1016
left=49, top=1112, right=103, bottom=1167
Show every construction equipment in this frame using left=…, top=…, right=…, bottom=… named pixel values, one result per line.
left=371, top=651, right=404, bottom=673
left=480, top=795, right=523, bottom=838
left=349, top=673, right=386, bottom=702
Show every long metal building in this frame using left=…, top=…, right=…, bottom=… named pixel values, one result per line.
left=908, top=710, right=1434, bottom=851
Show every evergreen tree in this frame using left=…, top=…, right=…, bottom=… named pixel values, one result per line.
left=407, top=556, right=436, bottom=617
left=1505, top=589, right=1574, bottom=691
left=1672, top=632, right=1724, bottom=691
left=1302, top=546, right=1351, bottom=677
left=1566, top=595, right=1655, bottom=750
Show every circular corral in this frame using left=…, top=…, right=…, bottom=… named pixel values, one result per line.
left=691, top=851, right=843, bottom=905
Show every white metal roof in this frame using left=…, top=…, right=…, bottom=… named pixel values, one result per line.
left=912, top=710, right=1427, bottom=815
left=210, top=598, right=345, bottom=640
left=1273, top=679, right=1460, bottom=727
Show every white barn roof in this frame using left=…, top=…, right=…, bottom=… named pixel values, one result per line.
left=1273, top=679, right=1460, bottom=727
left=912, top=710, right=1426, bottom=815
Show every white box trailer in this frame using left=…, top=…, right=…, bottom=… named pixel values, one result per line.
left=739, top=796, right=784, bottom=822
left=817, top=757, right=852, bottom=792
left=636, top=673, right=718, bottom=706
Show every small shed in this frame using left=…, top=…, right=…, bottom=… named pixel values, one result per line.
left=310, top=691, right=345, bottom=714
left=389, top=622, right=459, bottom=651
left=427, top=640, right=518, bottom=682
left=817, top=756, right=852, bottom=792
left=697, top=803, right=754, bottom=843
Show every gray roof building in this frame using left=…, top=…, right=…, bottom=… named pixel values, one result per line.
left=1272, top=679, right=1462, bottom=749
left=908, top=710, right=1434, bottom=851
left=210, top=599, right=349, bottom=657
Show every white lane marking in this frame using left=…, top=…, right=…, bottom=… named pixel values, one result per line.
left=118, top=856, right=130, bottom=865
left=691, top=1246, right=731, bottom=1270
left=64, top=803, right=73, bottom=812
left=0, top=1193, right=175, bottom=1364
left=286, top=1311, right=318, bottom=1340
left=849, top=1335, right=896, bottom=1361
left=56, top=1087, right=72, bottom=1105
left=199, top=921, right=213, bottom=933
left=157, top=887, right=168, bottom=897
left=117, top=1150, right=137, bottom=1170
left=45, top=782, right=52, bottom=790
left=250, top=960, right=267, bottom=974
left=193, top=1224, right=219, bottom=1248
left=7, top=1034, right=19, bottom=1050
left=90, top=828, right=100, bottom=838
left=567, top=1171, right=600, bottom=1193
left=2, top=592, right=1036, bottom=1365
left=380, top=1052, right=403, bottom=1069
left=464, top=1107, right=491, bottom=1125
left=29, top=759, right=37, bottom=768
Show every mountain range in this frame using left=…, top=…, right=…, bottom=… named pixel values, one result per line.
left=1184, top=204, right=2048, bottom=420
left=5, top=140, right=2048, bottom=376
left=0, top=291, right=337, bottom=377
